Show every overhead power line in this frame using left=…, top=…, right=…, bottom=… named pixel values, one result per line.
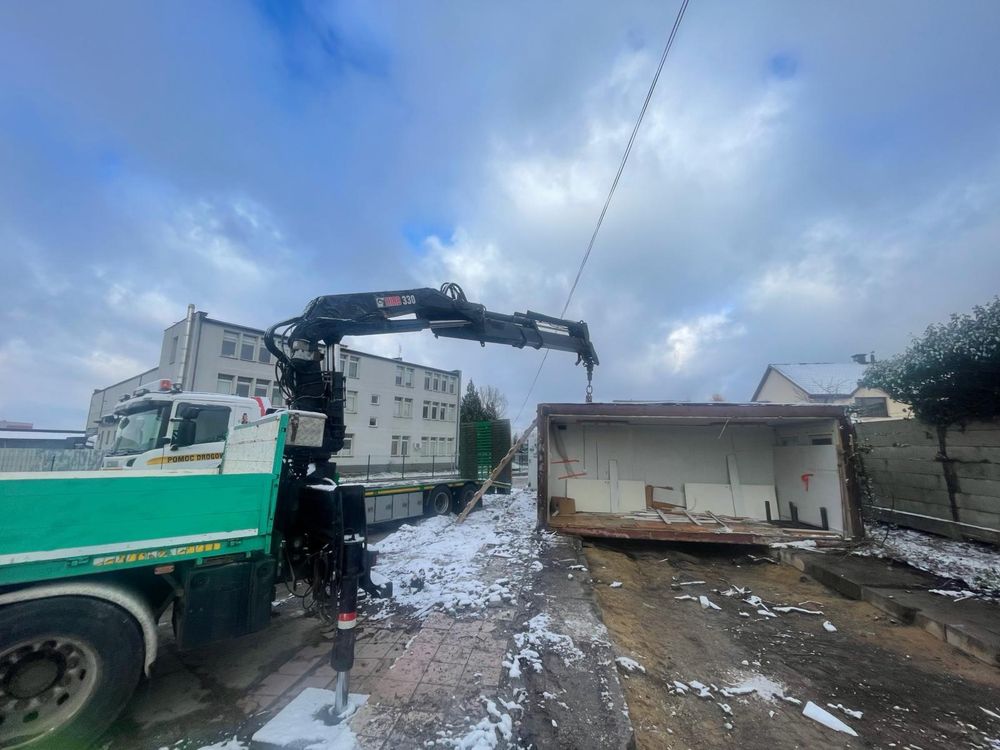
left=512, top=0, right=691, bottom=425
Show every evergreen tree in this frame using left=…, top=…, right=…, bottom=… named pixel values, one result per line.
left=461, top=380, right=486, bottom=422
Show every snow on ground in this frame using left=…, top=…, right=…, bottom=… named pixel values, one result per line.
left=195, top=739, right=247, bottom=750
left=250, top=688, right=366, bottom=750
left=432, top=697, right=518, bottom=749
left=505, top=612, right=585, bottom=678
left=367, top=489, right=539, bottom=619
left=856, top=523, right=1000, bottom=595
left=615, top=656, right=646, bottom=674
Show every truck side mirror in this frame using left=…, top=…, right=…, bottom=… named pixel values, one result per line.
left=172, top=420, right=197, bottom=449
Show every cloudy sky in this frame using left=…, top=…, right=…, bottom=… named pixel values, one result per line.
left=2, top=1, right=999, bottom=431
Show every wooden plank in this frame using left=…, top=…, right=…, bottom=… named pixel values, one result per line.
left=682, top=509, right=702, bottom=526
left=706, top=511, right=732, bottom=532
left=456, top=418, right=536, bottom=523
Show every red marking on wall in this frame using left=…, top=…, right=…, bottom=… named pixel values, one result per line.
left=801, top=472, right=815, bottom=491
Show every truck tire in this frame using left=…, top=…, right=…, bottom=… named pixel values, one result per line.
left=453, top=482, right=481, bottom=515
left=0, top=597, right=144, bottom=750
left=426, top=485, right=453, bottom=517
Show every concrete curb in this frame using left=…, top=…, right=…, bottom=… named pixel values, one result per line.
left=778, top=549, right=1000, bottom=668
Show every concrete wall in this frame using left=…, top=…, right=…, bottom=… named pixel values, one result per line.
left=0, top=449, right=103, bottom=472
left=857, top=418, right=1000, bottom=543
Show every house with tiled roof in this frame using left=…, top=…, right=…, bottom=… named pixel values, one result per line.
left=751, top=355, right=911, bottom=420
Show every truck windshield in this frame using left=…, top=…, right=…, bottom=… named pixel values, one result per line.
left=110, top=403, right=170, bottom=455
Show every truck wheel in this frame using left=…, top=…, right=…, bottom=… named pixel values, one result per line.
left=426, top=485, right=453, bottom=517
left=0, top=597, right=144, bottom=750
left=453, top=482, right=481, bottom=514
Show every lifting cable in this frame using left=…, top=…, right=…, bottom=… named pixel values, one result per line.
left=512, top=0, right=691, bottom=426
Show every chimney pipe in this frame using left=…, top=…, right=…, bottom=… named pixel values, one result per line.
left=176, top=304, right=196, bottom=389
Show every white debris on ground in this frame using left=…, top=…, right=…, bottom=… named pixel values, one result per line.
left=699, top=595, right=722, bottom=611
left=609, top=581, right=623, bottom=588
left=614, top=656, right=646, bottom=674
left=505, top=612, right=584, bottom=678
left=802, top=701, right=858, bottom=736
left=828, top=702, right=863, bottom=719
left=929, top=588, right=981, bottom=601
left=367, top=490, right=539, bottom=619
left=823, top=620, right=838, bottom=632
left=856, top=523, right=1000, bottom=595
left=773, top=605, right=824, bottom=615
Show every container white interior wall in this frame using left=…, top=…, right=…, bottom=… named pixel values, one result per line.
left=546, top=417, right=844, bottom=532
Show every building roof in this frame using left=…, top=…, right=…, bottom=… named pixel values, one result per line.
left=764, top=363, right=868, bottom=398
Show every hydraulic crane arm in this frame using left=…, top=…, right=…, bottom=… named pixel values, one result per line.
left=264, top=282, right=598, bottom=466
left=263, top=282, right=597, bottom=720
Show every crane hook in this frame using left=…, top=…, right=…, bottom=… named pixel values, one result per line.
left=585, top=363, right=594, bottom=404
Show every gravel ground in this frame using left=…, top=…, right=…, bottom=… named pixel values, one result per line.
left=584, top=541, right=1000, bottom=750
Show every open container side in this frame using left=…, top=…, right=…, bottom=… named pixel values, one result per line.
left=536, top=402, right=863, bottom=545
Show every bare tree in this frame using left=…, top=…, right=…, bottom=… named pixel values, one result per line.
left=479, top=384, right=508, bottom=420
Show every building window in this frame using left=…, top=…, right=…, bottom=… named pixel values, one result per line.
left=391, top=435, right=410, bottom=456
left=449, top=376, right=456, bottom=394
left=271, top=384, right=283, bottom=406
left=258, top=346, right=271, bottom=365
left=369, top=416, right=378, bottom=428
left=370, top=394, right=380, bottom=406
left=221, top=331, right=239, bottom=358
left=338, top=433, right=354, bottom=457
left=447, top=403, right=456, bottom=421
left=216, top=374, right=234, bottom=394
left=394, top=396, right=413, bottom=418
left=395, top=365, right=414, bottom=387
left=236, top=376, right=253, bottom=397
left=447, top=437, right=454, bottom=456
left=253, top=379, right=269, bottom=399
left=422, top=401, right=429, bottom=419
left=854, top=397, right=889, bottom=418
left=346, top=390, right=358, bottom=413
left=169, top=335, right=179, bottom=364
left=240, top=334, right=257, bottom=361
left=340, top=353, right=360, bottom=378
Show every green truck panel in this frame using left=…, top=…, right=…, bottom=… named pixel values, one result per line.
left=0, top=472, right=278, bottom=586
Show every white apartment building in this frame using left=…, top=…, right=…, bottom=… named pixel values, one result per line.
left=87, top=307, right=462, bottom=472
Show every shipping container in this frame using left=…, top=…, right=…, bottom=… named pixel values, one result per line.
left=536, top=402, right=862, bottom=545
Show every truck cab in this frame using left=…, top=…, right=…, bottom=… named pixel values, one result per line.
left=101, top=380, right=269, bottom=470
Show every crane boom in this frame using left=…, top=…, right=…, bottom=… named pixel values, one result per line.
left=264, top=282, right=598, bottom=471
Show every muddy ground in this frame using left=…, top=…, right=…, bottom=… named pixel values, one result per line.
left=585, top=541, right=1000, bottom=750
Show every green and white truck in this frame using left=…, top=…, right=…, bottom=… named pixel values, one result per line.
left=0, top=411, right=396, bottom=749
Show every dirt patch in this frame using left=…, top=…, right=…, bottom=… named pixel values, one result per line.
left=585, top=542, right=1000, bottom=750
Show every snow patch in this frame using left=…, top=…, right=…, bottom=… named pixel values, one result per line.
left=856, top=523, right=1000, bottom=596
left=770, top=540, right=818, bottom=549
left=196, top=739, right=247, bottom=750
left=250, top=687, right=366, bottom=750
left=367, top=490, right=539, bottom=619
left=615, top=656, right=646, bottom=674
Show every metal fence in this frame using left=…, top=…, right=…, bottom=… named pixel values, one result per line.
left=336, top=453, right=459, bottom=482
left=0, top=449, right=104, bottom=473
